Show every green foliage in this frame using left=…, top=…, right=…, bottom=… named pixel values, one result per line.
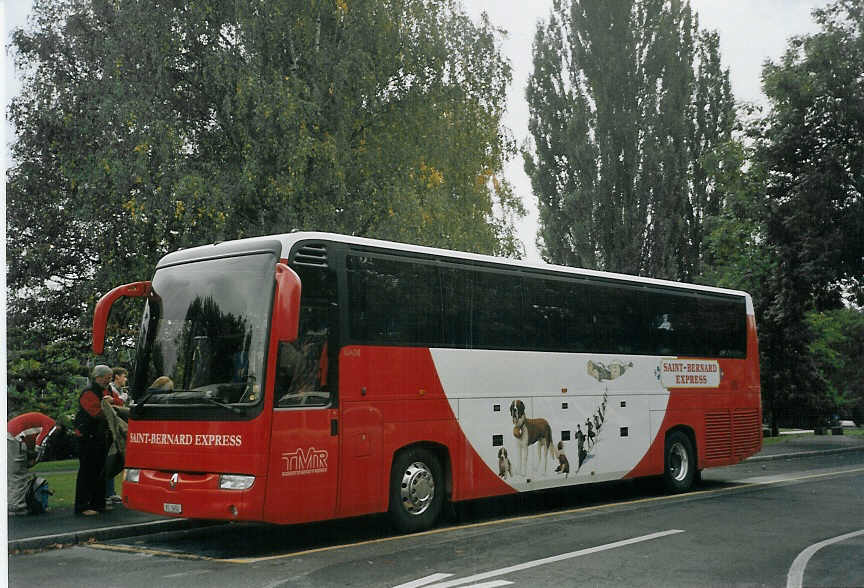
left=753, top=0, right=864, bottom=425
left=6, top=0, right=524, bottom=416
left=700, top=137, right=773, bottom=297
left=758, top=1, right=864, bottom=311
left=6, top=381, right=82, bottom=422
left=806, top=308, right=864, bottom=423
left=524, top=0, right=735, bottom=280
left=6, top=326, right=89, bottom=419
left=702, top=1, right=864, bottom=426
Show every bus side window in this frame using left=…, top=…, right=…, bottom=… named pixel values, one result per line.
left=274, top=335, right=330, bottom=408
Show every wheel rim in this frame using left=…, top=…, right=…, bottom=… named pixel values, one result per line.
left=669, top=441, right=689, bottom=482
left=399, top=461, right=435, bottom=516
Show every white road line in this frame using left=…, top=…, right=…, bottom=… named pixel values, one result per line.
left=163, top=570, right=211, bottom=578
left=405, top=529, right=684, bottom=588
left=392, top=573, right=454, bottom=588
left=460, top=582, right=513, bottom=588
left=730, top=467, right=864, bottom=485
left=786, top=529, right=864, bottom=588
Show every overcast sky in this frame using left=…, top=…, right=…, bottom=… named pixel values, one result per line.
left=2, top=1, right=832, bottom=260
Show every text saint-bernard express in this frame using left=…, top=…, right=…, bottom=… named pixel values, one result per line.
left=128, top=432, right=243, bottom=447
left=660, top=359, right=721, bottom=388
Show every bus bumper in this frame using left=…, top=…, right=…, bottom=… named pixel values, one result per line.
left=122, top=469, right=265, bottom=521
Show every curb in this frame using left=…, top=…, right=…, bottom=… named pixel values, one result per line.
left=8, top=518, right=220, bottom=553
left=746, top=445, right=864, bottom=463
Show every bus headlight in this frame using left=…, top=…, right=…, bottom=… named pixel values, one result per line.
left=219, top=474, right=255, bottom=490
left=125, top=468, right=140, bottom=483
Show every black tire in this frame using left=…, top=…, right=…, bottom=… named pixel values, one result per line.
left=663, top=430, right=696, bottom=493
left=388, top=447, right=444, bottom=533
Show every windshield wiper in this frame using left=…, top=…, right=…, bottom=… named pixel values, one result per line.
left=200, top=394, right=241, bottom=414
left=133, top=389, right=170, bottom=407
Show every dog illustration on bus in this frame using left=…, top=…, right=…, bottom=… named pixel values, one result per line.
left=509, top=400, right=556, bottom=475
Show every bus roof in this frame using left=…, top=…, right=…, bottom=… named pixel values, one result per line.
left=157, top=231, right=755, bottom=315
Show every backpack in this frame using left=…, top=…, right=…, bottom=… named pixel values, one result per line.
left=25, top=477, right=53, bottom=514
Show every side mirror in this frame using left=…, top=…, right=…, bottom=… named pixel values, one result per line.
left=92, top=281, right=152, bottom=355
left=273, top=263, right=301, bottom=343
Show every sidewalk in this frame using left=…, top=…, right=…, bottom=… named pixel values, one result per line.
left=746, top=430, right=864, bottom=461
left=8, top=501, right=217, bottom=553
left=8, top=433, right=864, bottom=553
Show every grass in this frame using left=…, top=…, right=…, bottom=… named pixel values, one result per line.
left=40, top=471, right=77, bottom=510
left=32, top=458, right=77, bottom=473
left=762, top=426, right=864, bottom=446
left=30, top=460, right=122, bottom=511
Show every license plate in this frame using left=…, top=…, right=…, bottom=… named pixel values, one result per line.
left=163, top=503, right=182, bottom=514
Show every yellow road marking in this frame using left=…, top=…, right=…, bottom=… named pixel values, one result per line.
left=90, top=466, right=864, bottom=564
left=89, top=542, right=220, bottom=561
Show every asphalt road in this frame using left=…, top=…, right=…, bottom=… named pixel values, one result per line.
left=9, top=451, right=864, bottom=588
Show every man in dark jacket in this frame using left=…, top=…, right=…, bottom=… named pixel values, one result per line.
left=74, top=365, right=120, bottom=515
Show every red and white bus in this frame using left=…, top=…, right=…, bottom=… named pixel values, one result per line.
left=93, top=232, right=761, bottom=532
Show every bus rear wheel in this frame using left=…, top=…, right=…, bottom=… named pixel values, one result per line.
left=663, top=431, right=695, bottom=493
left=388, top=447, right=443, bottom=533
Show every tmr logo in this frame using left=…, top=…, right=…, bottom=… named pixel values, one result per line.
left=282, top=447, right=329, bottom=477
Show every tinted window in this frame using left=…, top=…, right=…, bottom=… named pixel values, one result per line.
left=645, top=289, right=746, bottom=358
left=347, top=255, right=442, bottom=345
left=343, top=252, right=747, bottom=358
left=524, top=277, right=593, bottom=351
left=699, top=296, right=747, bottom=358
left=472, top=270, right=523, bottom=348
left=440, top=265, right=472, bottom=347
left=592, top=284, right=648, bottom=354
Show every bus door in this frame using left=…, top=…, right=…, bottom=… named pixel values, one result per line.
left=267, top=390, right=339, bottom=524
left=264, top=257, right=341, bottom=524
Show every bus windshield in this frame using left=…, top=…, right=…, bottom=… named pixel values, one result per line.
left=132, top=253, right=276, bottom=411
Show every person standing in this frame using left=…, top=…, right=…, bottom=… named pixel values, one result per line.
left=105, top=367, right=128, bottom=503
left=576, top=425, right=586, bottom=469
left=74, top=365, right=120, bottom=516
left=109, top=367, right=129, bottom=404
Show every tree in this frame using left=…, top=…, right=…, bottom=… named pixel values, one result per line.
left=524, top=0, right=735, bottom=280
left=806, top=308, right=864, bottom=425
left=700, top=135, right=773, bottom=295
left=703, top=1, right=864, bottom=428
left=6, top=0, right=524, bottom=412
left=751, top=0, right=864, bottom=426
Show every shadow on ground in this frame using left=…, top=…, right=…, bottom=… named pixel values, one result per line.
left=107, top=477, right=739, bottom=560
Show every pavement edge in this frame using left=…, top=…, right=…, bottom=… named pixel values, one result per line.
left=746, top=444, right=864, bottom=463
left=8, top=518, right=220, bottom=553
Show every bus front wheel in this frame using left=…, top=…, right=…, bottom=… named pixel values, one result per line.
left=388, top=447, right=443, bottom=533
left=663, top=431, right=695, bottom=493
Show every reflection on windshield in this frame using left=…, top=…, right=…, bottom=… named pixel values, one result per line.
left=134, top=254, right=276, bottom=408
